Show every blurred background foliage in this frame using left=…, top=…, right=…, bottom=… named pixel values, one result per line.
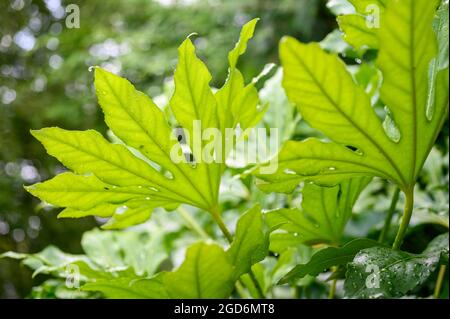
left=0, top=0, right=448, bottom=299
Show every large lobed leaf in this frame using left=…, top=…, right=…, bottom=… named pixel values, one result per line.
left=256, top=0, right=449, bottom=194
left=26, top=19, right=264, bottom=228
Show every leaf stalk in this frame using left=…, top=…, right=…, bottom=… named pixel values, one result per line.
left=392, top=187, right=414, bottom=250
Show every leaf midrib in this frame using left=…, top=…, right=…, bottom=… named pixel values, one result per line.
left=408, top=1, right=417, bottom=185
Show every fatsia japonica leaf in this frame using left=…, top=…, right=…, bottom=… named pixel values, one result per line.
left=82, top=274, right=169, bottom=299
left=227, top=205, right=269, bottom=280
left=164, top=242, right=235, bottom=298
left=337, top=0, right=388, bottom=50
left=87, top=242, right=235, bottom=299
left=345, top=232, right=449, bottom=298
left=80, top=228, right=168, bottom=276
left=279, top=238, right=383, bottom=284
left=256, top=0, right=449, bottom=195
left=0, top=246, right=101, bottom=280
left=267, top=177, right=371, bottom=247
left=0, top=228, right=168, bottom=281
left=26, top=19, right=264, bottom=228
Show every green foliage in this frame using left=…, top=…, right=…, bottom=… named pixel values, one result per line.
left=345, top=233, right=449, bottom=298
left=227, top=205, right=269, bottom=279
left=280, top=238, right=382, bottom=284
left=267, top=177, right=371, bottom=246
left=2, top=0, right=448, bottom=300
left=164, top=242, right=235, bottom=298
left=1, top=227, right=167, bottom=281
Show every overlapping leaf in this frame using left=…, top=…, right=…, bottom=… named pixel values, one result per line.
left=256, top=0, right=449, bottom=194
left=227, top=205, right=269, bottom=279
left=88, top=242, right=236, bottom=298
left=0, top=228, right=169, bottom=291
left=279, top=238, right=383, bottom=284
left=267, top=177, right=371, bottom=247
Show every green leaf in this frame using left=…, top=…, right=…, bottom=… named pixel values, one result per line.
left=279, top=238, right=382, bottom=284
left=271, top=246, right=315, bottom=287
left=25, top=172, right=147, bottom=211
left=81, top=228, right=168, bottom=276
left=165, top=242, right=235, bottom=298
left=228, top=18, right=259, bottom=70
left=1, top=227, right=169, bottom=282
left=215, top=18, right=264, bottom=136
left=1, top=246, right=105, bottom=280
left=337, top=0, right=387, bottom=50
left=345, top=232, right=449, bottom=298
left=267, top=177, right=371, bottom=246
left=227, top=205, right=269, bottom=279
left=82, top=274, right=169, bottom=299
left=257, top=0, right=449, bottom=193
left=27, top=20, right=264, bottom=227
left=86, top=241, right=238, bottom=299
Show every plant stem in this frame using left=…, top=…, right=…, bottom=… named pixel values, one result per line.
left=209, top=205, right=266, bottom=298
left=328, top=278, right=337, bottom=299
left=378, top=187, right=400, bottom=244
left=392, top=187, right=414, bottom=250
left=177, top=206, right=209, bottom=240
left=248, top=270, right=265, bottom=299
left=235, top=280, right=250, bottom=298
left=434, top=265, right=447, bottom=299
left=210, top=206, right=233, bottom=243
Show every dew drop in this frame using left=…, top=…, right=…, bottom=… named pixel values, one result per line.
left=164, top=170, right=174, bottom=179
left=148, top=186, right=159, bottom=192
left=284, top=169, right=296, bottom=175
left=293, top=232, right=299, bottom=237
left=328, top=167, right=336, bottom=171
left=115, top=205, right=128, bottom=215
left=137, top=186, right=143, bottom=189
left=88, top=66, right=95, bottom=72
left=145, top=197, right=151, bottom=200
